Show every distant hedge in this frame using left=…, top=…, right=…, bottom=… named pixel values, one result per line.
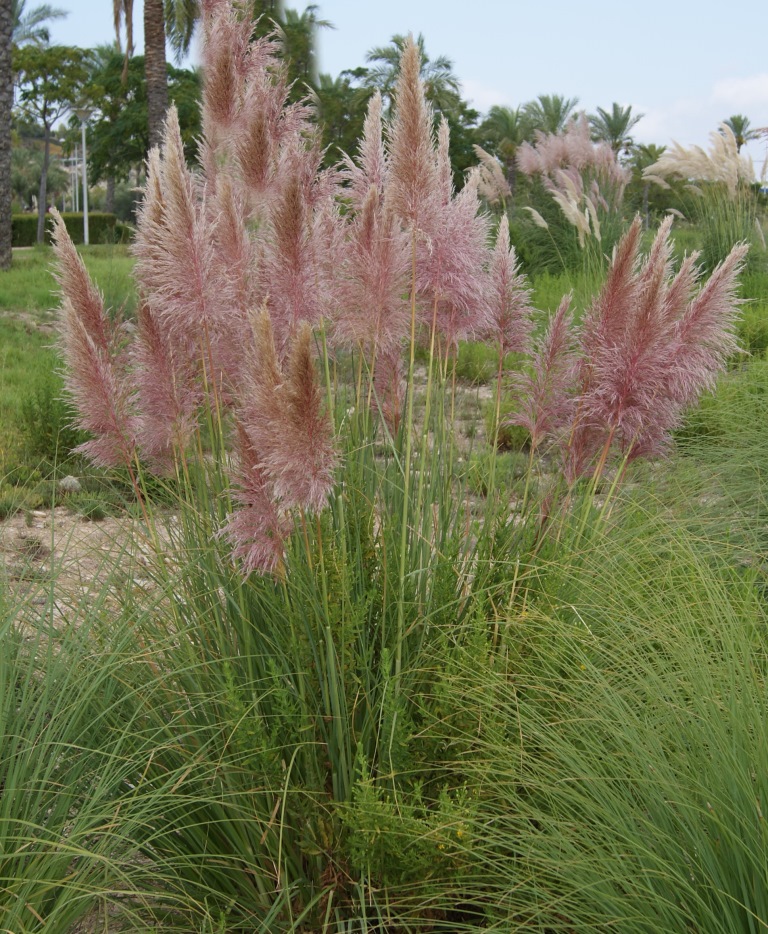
left=12, top=212, right=131, bottom=247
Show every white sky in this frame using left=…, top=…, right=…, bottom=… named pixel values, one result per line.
left=49, top=0, right=768, bottom=171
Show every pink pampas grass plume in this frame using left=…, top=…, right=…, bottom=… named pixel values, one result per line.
left=580, top=217, right=680, bottom=446
left=133, top=302, right=199, bottom=467
left=51, top=210, right=136, bottom=468
left=274, top=323, right=338, bottom=513
left=415, top=174, right=492, bottom=347
left=509, top=295, right=579, bottom=451
left=238, top=311, right=338, bottom=514
left=60, top=315, right=137, bottom=468
left=335, top=185, right=411, bottom=354
left=484, top=218, right=534, bottom=356
left=233, top=48, right=314, bottom=216
left=222, top=424, right=289, bottom=576
left=50, top=208, right=113, bottom=353
left=133, top=109, right=218, bottom=349
left=666, top=242, right=748, bottom=405
left=561, top=220, right=746, bottom=476
left=386, top=34, right=437, bottom=227
left=580, top=217, right=643, bottom=354
left=373, top=343, right=406, bottom=434
left=258, top=147, right=342, bottom=349
left=342, top=91, right=387, bottom=210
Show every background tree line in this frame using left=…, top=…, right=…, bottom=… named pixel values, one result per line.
left=0, top=0, right=764, bottom=261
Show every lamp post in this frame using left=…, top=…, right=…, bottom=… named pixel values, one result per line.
left=75, top=107, right=92, bottom=245
left=70, top=145, right=79, bottom=212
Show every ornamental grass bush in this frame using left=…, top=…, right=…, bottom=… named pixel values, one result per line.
left=30, top=0, right=767, bottom=928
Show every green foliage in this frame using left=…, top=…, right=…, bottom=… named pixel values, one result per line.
left=464, top=510, right=768, bottom=931
left=509, top=176, right=584, bottom=274
left=464, top=449, right=527, bottom=496
left=12, top=44, right=90, bottom=126
left=12, top=44, right=92, bottom=242
left=485, top=396, right=530, bottom=452
left=697, top=181, right=765, bottom=274
left=83, top=52, right=201, bottom=185
left=11, top=210, right=121, bottom=246
left=11, top=141, right=68, bottom=211
left=588, top=101, right=643, bottom=153
left=314, top=71, right=373, bottom=167
left=0, top=586, right=192, bottom=931
left=523, top=93, right=579, bottom=134
left=19, top=365, right=87, bottom=461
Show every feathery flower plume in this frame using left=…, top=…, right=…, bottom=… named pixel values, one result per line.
left=50, top=208, right=113, bottom=353
left=666, top=242, right=748, bottom=405
left=342, top=91, right=387, bottom=209
left=199, top=1, right=243, bottom=139
left=335, top=185, right=411, bottom=354
left=643, top=124, right=754, bottom=199
left=386, top=34, right=437, bottom=227
left=257, top=155, right=328, bottom=349
left=483, top=218, right=534, bottom=356
left=472, top=145, right=512, bottom=206
left=373, top=343, right=406, bottom=434
left=238, top=311, right=337, bottom=514
left=60, top=317, right=138, bottom=467
left=233, top=51, right=314, bottom=216
left=274, top=324, right=339, bottom=512
left=133, top=302, right=199, bottom=467
left=416, top=173, right=492, bottom=347
left=435, top=116, right=453, bottom=206
left=51, top=210, right=136, bottom=467
left=580, top=218, right=643, bottom=353
left=572, top=220, right=744, bottom=473
left=579, top=218, right=681, bottom=448
left=205, top=174, right=258, bottom=387
left=222, top=424, right=289, bottom=576
left=509, top=295, right=578, bottom=451
left=133, top=109, right=219, bottom=349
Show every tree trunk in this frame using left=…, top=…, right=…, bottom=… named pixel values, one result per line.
left=0, top=0, right=13, bottom=269
left=642, top=182, right=650, bottom=230
left=105, top=175, right=116, bottom=214
left=505, top=159, right=517, bottom=202
left=144, top=0, right=169, bottom=150
left=36, top=124, right=51, bottom=245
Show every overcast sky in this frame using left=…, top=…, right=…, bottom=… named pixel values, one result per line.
left=48, top=0, right=768, bottom=170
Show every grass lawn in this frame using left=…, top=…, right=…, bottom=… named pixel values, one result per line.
left=0, top=244, right=136, bottom=318
left=0, top=245, right=135, bottom=476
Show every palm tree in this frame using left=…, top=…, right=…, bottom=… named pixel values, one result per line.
left=722, top=114, right=759, bottom=153
left=113, top=0, right=198, bottom=149
left=477, top=105, right=528, bottom=197
left=523, top=93, right=579, bottom=135
left=313, top=71, right=372, bottom=163
left=631, top=142, right=666, bottom=227
left=0, top=0, right=13, bottom=269
left=280, top=4, right=331, bottom=87
left=363, top=33, right=461, bottom=115
left=11, top=0, right=67, bottom=47
left=589, top=103, right=643, bottom=155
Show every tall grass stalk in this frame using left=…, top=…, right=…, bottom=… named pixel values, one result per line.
left=456, top=504, right=768, bottom=932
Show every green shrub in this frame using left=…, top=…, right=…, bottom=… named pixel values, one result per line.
left=19, top=368, right=88, bottom=463
left=484, top=397, right=530, bottom=452
left=12, top=212, right=120, bottom=247
left=737, top=305, right=768, bottom=358
left=67, top=494, right=108, bottom=521
left=463, top=512, right=768, bottom=932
